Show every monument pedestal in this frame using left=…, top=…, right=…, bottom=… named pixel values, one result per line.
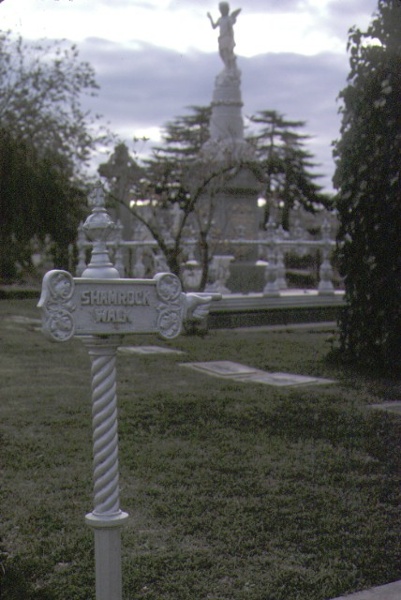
left=199, top=22, right=263, bottom=294
left=204, top=166, right=263, bottom=293
left=227, top=263, right=266, bottom=294
left=201, top=66, right=254, bottom=164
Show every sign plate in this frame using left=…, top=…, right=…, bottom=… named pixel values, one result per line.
left=38, top=270, right=186, bottom=341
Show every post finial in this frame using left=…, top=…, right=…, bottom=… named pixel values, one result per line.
left=81, top=183, right=120, bottom=279
left=89, top=184, right=106, bottom=209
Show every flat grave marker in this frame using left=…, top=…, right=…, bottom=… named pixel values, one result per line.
left=118, top=345, right=184, bottom=355
left=369, top=402, right=401, bottom=416
left=181, top=360, right=258, bottom=377
left=180, top=360, right=336, bottom=387
left=5, top=315, right=42, bottom=329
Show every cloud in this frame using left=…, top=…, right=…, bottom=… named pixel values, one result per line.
left=157, top=0, right=325, bottom=18
left=80, top=39, right=217, bottom=128
left=245, top=0, right=303, bottom=13
left=328, top=0, right=377, bottom=20
left=323, top=0, right=378, bottom=41
left=2, top=0, right=380, bottom=193
left=176, top=0, right=305, bottom=14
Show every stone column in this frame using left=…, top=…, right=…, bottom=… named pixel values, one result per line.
left=202, top=66, right=253, bottom=163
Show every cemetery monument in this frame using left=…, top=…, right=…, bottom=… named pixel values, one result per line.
left=201, top=2, right=263, bottom=292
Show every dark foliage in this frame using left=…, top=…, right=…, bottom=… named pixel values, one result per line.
left=0, top=130, right=86, bottom=281
left=0, top=32, right=106, bottom=282
left=333, top=0, right=401, bottom=374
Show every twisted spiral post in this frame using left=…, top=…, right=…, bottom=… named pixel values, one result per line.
left=84, top=335, right=123, bottom=517
left=83, top=335, right=128, bottom=600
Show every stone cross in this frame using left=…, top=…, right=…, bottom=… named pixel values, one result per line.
left=37, top=185, right=219, bottom=600
left=98, top=143, right=143, bottom=240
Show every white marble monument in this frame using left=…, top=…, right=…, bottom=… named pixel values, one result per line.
left=201, top=3, right=262, bottom=292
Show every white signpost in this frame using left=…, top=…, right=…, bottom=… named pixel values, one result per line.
left=38, top=186, right=219, bottom=600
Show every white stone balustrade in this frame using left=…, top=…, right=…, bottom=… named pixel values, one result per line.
left=205, top=255, right=235, bottom=294
left=75, top=217, right=339, bottom=295
left=258, top=217, right=337, bottom=296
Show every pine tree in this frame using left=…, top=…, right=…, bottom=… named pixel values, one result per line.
left=153, top=105, right=212, bottom=163
left=333, top=0, right=401, bottom=372
left=248, top=110, right=330, bottom=230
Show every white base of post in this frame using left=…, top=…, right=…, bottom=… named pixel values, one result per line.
left=86, top=511, right=129, bottom=600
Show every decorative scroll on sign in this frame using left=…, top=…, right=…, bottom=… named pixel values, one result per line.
left=38, top=270, right=194, bottom=341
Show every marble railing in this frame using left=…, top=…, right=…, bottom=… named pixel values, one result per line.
left=75, top=218, right=339, bottom=296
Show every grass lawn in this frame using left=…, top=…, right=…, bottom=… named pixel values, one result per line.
left=0, top=299, right=400, bottom=600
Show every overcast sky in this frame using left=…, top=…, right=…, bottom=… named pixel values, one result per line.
left=1, top=0, right=379, bottom=192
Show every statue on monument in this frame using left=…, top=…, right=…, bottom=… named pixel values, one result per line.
left=201, top=1, right=254, bottom=162
left=207, top=2, right=241, bottom=70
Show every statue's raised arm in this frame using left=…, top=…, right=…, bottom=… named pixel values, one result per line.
left=207, top=2, right=242, bottom=70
